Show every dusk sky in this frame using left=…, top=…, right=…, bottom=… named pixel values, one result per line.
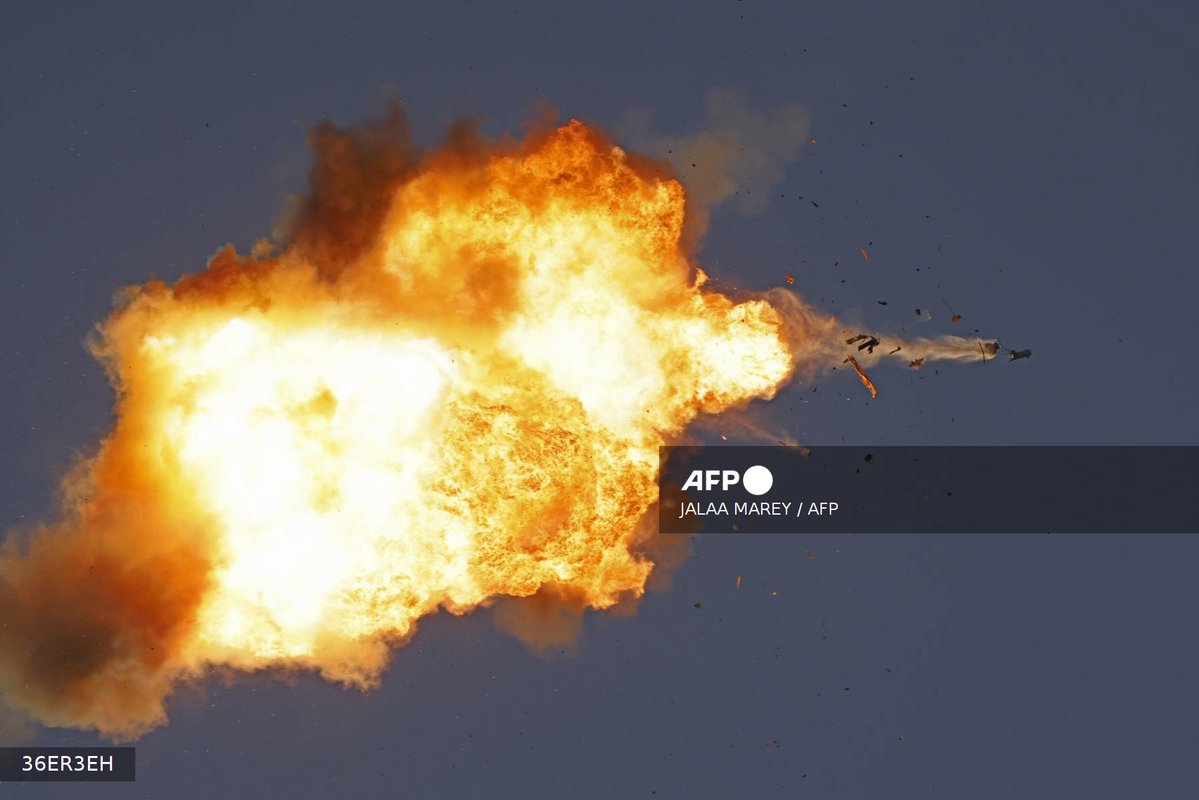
left=2, top=2, right=1197, bottom=797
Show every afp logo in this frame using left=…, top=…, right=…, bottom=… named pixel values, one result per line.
left=680, top=465, right=773, bottom=496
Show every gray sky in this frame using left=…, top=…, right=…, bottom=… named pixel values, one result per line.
left=2, top=1, right=1197, bottom=797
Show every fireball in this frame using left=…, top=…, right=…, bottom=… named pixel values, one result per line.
left=0, top=113, right=794, bottom=737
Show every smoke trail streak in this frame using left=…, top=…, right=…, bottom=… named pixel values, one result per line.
left=767, top=289, right=995, bottom=373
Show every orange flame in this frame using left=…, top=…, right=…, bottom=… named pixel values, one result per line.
left=0, top=111, right=796, bottom=738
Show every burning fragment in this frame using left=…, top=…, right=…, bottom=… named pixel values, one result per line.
left=844, top=355, right=879, bottom=398
left=909, top=358, right=925, bottom=370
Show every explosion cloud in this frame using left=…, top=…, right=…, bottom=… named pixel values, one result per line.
left=0, top=106, right=988, bottom=739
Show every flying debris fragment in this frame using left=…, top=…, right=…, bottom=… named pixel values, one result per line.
left=909, top=358, right=925, bottom=370
left=845, top=334, right=881, bottom=354
left=938, top=297, right=962, bottom=323
left=993, top=341, right=1030, bottom=361
left=844, top=355, right=878, bottom=398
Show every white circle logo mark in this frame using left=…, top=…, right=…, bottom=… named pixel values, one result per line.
left=742, top=465, right=773, bottom=496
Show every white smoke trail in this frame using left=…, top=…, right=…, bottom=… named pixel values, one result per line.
left=766, top=289, right=997, bottom=374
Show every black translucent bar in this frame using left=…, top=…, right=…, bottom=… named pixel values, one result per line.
left=0, top=748, right=135, bottom=782
left=658, top=446, right=1198, bottom=534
